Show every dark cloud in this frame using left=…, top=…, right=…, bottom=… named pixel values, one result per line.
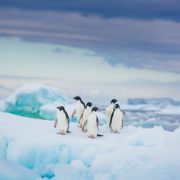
left=0, top=8, right=180, bottom=73
left=0, top=0, right=180, bottom=21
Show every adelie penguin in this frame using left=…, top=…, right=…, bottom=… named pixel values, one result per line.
left=71, top=96, right=85, bottom=125
left=87, top=107, right=103, bottom=139
left=81, top=102, right=92, bottom=132
left=105, top=99, right=118, bottom=125
left=54, top=106, right=70, bottom=135
left=109, top=104, right=125, bottom=133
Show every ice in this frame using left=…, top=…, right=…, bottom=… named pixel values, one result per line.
left=0, top=159, right=39, bottom=180
left=39, top=104, right=57, bottom=120
left=1, top=84, right=180, bottom=132
left=0, top=100, right=6, bottom=112
left=1, top=84, right=71, bottom=119
left=128, top=98, right=180, bottom=107
left=0, top=112, right=180, bottom=180
left=157, top=105, right=180, bottom=115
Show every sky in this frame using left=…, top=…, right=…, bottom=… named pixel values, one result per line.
left=0, top=0, right=180, bottom=102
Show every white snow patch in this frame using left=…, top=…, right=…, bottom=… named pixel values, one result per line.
left=0, top=159, right=39, bottom=180
left=0, top=112, right=180, bottom=180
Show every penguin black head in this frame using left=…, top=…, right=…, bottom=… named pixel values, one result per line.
left=73, top=96, right=81, bottom=101
left=92, top=107, right=98, bottom=112
left=111, top=99, right=118, bottom=104
left=57, top=106, right=65, bottom=111
left=86, top=102, right=92, bottom=107
left=115, top=104, right=120, bottom=109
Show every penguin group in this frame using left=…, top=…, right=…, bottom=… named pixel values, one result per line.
left=54, top=96, right=125, bottom=139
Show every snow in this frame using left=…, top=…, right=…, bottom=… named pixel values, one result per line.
left=1, top=84, right=71, bottom=119
left=0, top=159, right=40, bottom=180
left=0, top=112, right=180, bottom=180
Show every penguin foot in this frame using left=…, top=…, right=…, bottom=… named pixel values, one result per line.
left=88, top=135, right=96, bottom=139
left=58, top=130, right=66, bottom=135
left=82, top=129, right=87, bottom=132
left=113, top=130, right=119, bottom=133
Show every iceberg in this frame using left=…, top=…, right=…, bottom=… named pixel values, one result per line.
left=1, top=84, right=72, bottom=120
left=0, top=112, right=180, bottom=180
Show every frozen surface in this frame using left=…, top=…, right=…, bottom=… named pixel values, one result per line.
left=157, top=105, right=180, bottom=115
left=1, top=84, right=71, bottom=119
left=0, top=159, right=40, bottom=180
left=0, top=84, right=180, bottom=131
left=128, top=98, right=180, bottom=107
left=0, top=112, right=180, bottom=180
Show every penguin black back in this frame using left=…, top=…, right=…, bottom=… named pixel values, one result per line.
left=57, top=106, right=69, bottom=121
left=92, top=107, right=98, bottom=112
left=73, top=96, right=85, bottom=108
left=86, top=102, right=92, bottom=108
left=111, top=99, right=118, bottom=104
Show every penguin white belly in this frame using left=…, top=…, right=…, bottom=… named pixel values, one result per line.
left=56, top=112, right=68, bottom=134
left=76, top=102, right=84, bottom=122
left=105, top=106, right=113, bottom=124
left=111, top=111, right=123, bottom=132
left=82, top=108, right=91, bottom=127
left=87, top=113, right=98, bottom=138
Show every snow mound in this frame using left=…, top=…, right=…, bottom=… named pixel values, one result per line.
left=0, top=159, right=40, bottom=180
left=2, top=84, right=71, bottom=120
left=0, top=112, right=180, bottom=180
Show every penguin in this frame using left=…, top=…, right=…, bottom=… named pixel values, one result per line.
left=81, top=102, right=92, bottom=132
left=87, top=107, right=101, bottom=139
left=109, top=104, right=125, bottom=133
left=71, top=96, right=85, bottom=124
left=105, top=99, right=118, bottom=125
left=54, top=106, right=70, bottom=135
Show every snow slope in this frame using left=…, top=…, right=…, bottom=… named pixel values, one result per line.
left=0, top=112, right=180, bottom=180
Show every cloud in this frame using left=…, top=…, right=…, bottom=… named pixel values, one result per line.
left=1, top=8, right=180, bottom=73
left=1, top=0, right=180, bottom=21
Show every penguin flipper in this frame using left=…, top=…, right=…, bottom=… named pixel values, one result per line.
left=97, top=134, right=104, bottom=137
left=79, top=113, right=83, bottom=124
left=54, top=119, right=57, bottom=128
left=109, top=111, right=114, bottom=127
left=96, top=117, right=99, bottom=131
left=82, top=120, right=87, bottom=131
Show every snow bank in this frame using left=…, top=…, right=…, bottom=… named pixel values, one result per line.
left=0, top=112, right=180, bottom=180
left=1, top=84, right=71, bottom=120
left=0, top=159, right=40, bottom=180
